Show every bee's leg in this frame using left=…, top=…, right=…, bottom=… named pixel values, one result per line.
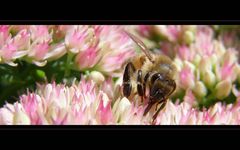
left=153, top=80, right=175, bottom=111
left=143, top=72, right=152, bottom=98
left=155, top=102, right=160, bottom=111
left=143, top=101, right=155, bottom=116
left=152, top=100, right=167, bottom=124
left=137, top=70, right=144, bottom=103
left=123, top=62, right=136, bottom=98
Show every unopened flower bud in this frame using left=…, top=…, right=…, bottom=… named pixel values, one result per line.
left=184, top=30, right=195, bottom=45
left=88, top=71, right=105, bottom=84
left=179, top=63, right=195, bottom=89
left=231, top=64, right=239, bottom=82
left=192, top=54, right=201, bottom=67
left=193, top=81, right=207, bottom=98
left=214, top=40, right=226, bottom=57
left=209, top=54, right=218, bottom=67
left=222, top=49, right=238, bottom=65
left=215, top=79, right=232, bottom=100
left=173, top=58, right=183, bottom=71
left=183, top=61, right=195, bottom=71
left=202, top=70, right=216, bottom=89
left=199, top=58, right=212, bottom=75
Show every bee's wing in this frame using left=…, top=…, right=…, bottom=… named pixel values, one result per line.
left=124, top=30, right=153, bottom=62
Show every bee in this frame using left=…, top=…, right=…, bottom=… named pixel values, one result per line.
left=122, top=31, right=177, bottom=122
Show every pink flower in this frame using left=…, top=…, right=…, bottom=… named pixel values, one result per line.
left=99, top=77, right=121, bottom=101
left=29, top=40, right=50, bottom=60
left=179, top=64, right=195, bottom=89
left=0, top=79, right=240, bottom=125
left=137, top=25, right=152, bottom=37
left=0, top=25, right=10, bottom=46
left=74, top=25, right=136, bottom=77
left=155, top=25, right=181, bottom=42
left=183, top=89, right=197, bottom=106
left=0, top=42, right=28, bottom=66
left=112, top=97, right=148, bottom=124
left=0, top=104, right=14, bottom=125
left=155, top=25, right=240, bottom=106
left=1, top=43, right=18, bottom=61
left=194, top=26, right=215, bottom=56
left=11, top=29, right=30, bottom=50
left=12, top=103, right=31, bottom=125
left=1, top=25, right=240, bottom=125
left=0, top=102, right=31, bottom=125
left=178, top=45, right=194, bottom=61
left=29, top=25, right=52, bottom=42
left=0, top=28, right=31, bottom=66
left=21, top=94, right=41, bottom=124
left=51, top=25, right=72, bottom=42
left=75, top=46, right=100, bottom=70
left=0, top=81, right=115, bottom=125
left=220, top=61, right=235, bottom=81
left=214, top=48, right=239, bottom=82
left=0, top=25, right=67, bottom=66
left=154, top=101, right=240, bottom=125
left=96, top=94, right=113, bottom=124
left=26, top=40, right=65, bottom=67
left=65, top=25, right=94, bottom=53
left=95, top=26, right=135, bottom=75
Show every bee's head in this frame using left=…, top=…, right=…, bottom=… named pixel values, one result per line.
left=149, top=73, right=176, bottom=102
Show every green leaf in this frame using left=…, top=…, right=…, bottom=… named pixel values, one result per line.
left=36, top=70, right=46, bottom=79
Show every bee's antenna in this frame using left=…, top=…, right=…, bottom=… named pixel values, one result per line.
left=123, top=30, right=154, bottom=63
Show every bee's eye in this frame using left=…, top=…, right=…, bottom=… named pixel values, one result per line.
left=164, top=78, right=169, bottom=83
left=151, top=73, right=163, bottom=84
left=165, top=79, right=173, bottom=85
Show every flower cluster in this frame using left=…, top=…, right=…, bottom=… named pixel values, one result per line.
left=136, top=25, right=240, bottom=108
left=1, top=25, right=240, bottom=125
left=1, top=80, right=240, bottom=125
left=155, top=100, right=240, bottom=125
left=0, top=25, right=135, bottom=77
left=0, top=80, right=149, bottom=125
left=0, top=25, right=66, bottom=66
left=70, top=25, right=136, bottom=77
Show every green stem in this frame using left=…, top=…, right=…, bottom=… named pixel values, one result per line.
left=64, top=52, right=74, bottom=77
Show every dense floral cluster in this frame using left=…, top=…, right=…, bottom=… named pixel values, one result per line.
left=0, top=25, right=135, bottom=76
left=0, top=25, right=240, bottom=125
left=1, top=80, right=240, bottom=125
left=136, top=25, right=240, bottom=108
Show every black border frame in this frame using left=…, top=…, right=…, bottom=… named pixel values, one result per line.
left=1, top=7, right=240, bottom=145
